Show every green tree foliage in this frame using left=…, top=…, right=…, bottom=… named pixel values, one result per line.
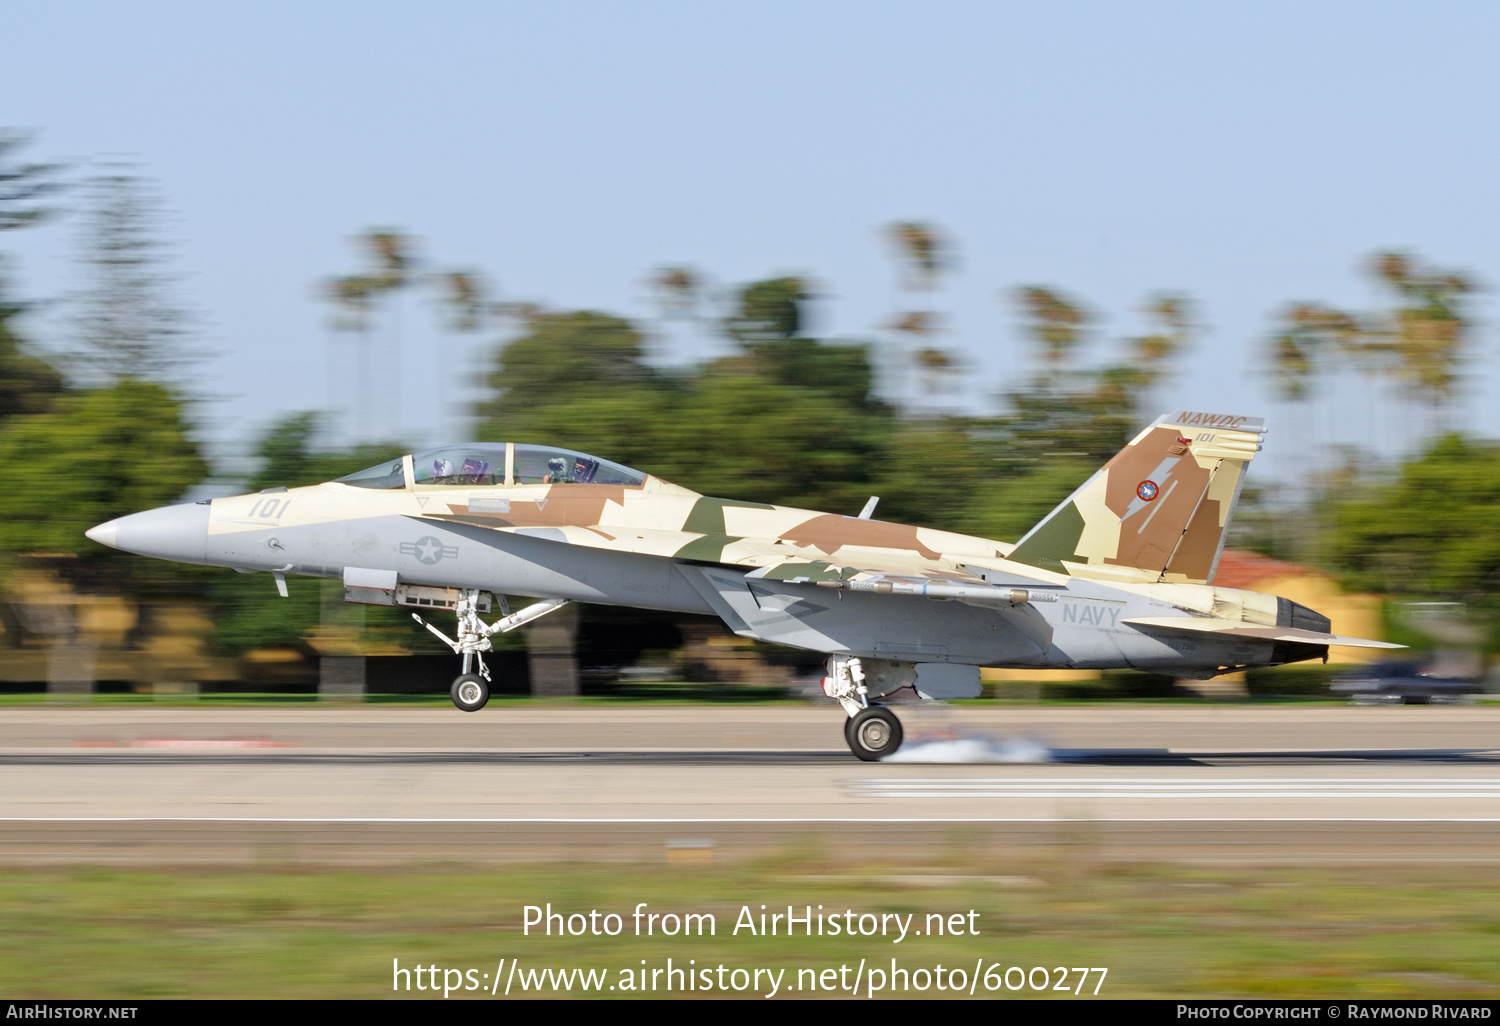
left=0, top=379, right=206, bottom=555
left=475, top=289, right=890, bottom=516
left=474, top=271, right=1201, bottom=543
left=867, top=420, right=985, bottom=531
left=245, top=411, right=405, bottom=492
left=722, top=277, right=808, bottom=344
left=481, top=310, right=659, bottom=434
left=648, top=373, right=884, bottom=513
left=1327, top=434, right=1500, bottom=603
left=210, top=571, right=324, bottom=653
left=736, top=338, right=882, bottom=411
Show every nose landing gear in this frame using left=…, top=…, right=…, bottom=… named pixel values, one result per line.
left=411, top=590, right=571, bottom=712
left=823, top=655, right=904, bottom=761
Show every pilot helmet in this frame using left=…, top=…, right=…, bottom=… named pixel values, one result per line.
left=432, top=458, right=455, bottom=478
left=547, top=457, right=567, bottom=476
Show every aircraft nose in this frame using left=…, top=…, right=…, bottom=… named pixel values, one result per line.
left=85, top=503, right=210, bottom=565
left=84, top=521, right=118, bottom=549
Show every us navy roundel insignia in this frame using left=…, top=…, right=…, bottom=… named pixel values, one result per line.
left=401, top=536, right=458, bottom=565
left=1137, top=480, right=1159, bottom=501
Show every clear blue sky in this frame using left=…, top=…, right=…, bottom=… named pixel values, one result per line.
left=6, top=1, right=1499, bottom=483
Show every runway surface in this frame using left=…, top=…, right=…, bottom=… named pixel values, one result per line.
left=1, top=703, right=1497, bottom=864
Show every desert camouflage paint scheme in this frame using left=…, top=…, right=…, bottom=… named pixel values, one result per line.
left=88, top=411, right=1399, bottom=706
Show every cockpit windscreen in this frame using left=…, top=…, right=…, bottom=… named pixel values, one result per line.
left=335, top=457, right=406, bottom=489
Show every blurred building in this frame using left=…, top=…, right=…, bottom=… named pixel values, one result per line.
left=1211, top=550, right=1385, bottom=659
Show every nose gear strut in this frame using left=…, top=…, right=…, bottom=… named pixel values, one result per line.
left=411, top=590, right=570, bottom=711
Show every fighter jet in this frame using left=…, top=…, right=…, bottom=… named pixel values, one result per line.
left=86, top=410, right=1399, bottom=760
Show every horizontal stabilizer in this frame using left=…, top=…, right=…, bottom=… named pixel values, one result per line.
left=1122, top=616, right=1405, bottom=649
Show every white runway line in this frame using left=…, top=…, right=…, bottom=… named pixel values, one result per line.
left=850, top=777, right=1500, bottom=799
left=1, top=816, right=1500, bottom=824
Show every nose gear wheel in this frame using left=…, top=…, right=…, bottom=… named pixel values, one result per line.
left=451, top=673, right=489, bottom=712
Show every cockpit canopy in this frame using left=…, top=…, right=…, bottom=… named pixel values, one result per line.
left=336, top=444, right=648, bottom=489
left=412, top=445, right=506, bottom=486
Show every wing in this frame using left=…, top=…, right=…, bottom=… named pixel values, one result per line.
left=1122, top=616, right=1405, bottom=649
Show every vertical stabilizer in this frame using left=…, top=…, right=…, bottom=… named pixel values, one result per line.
left=1007, top=411, right=1266, bottom=584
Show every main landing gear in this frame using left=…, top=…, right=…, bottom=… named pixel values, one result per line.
left=823, top=655, right=904, bottom=761
left=411, top=590, right=570, bottom=712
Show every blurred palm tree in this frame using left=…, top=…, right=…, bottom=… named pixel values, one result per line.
left=324, top=228, right=418, bottom=443
left=1364, top=251, right=1472, bottom=416
left=884, top=221, right=951, bottom=291
left=651, top=265, right=700, bottom=318
left=882, top=221, right=954, bottom=412
left=72, top=166, right=203, bottom=384
left=0, top=131, right=65, bottom=233
left=1264, top=251, right=1473, bottom=442
left=435, top=269, right=492, bottom=334
left=431, top=268, right=502, bottom=442
left=1127, top=293, right=1194, bottom=390
left=649, top=265, right=704, bottom=365
left=1266, top=302, right=1359, bottom=402
left=1013, top=285, right=1089, bottom=384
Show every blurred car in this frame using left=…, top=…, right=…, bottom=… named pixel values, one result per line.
left=1330, top=659, right=1480, bottom=704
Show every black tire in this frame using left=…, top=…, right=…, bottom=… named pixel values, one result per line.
left=846, top=705, right=903, bottom=761
left=451, top=673, right=489, bottom=712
